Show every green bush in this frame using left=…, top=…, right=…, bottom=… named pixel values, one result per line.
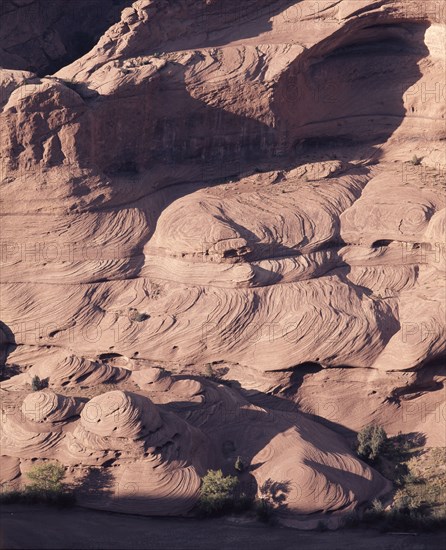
left=198, top=470, right=238, bottom=516
left=27, top=462, right=65, bottom=493
left=357, top=424, right=388, bottom=462
left=1, top=462, right=75, bottom=507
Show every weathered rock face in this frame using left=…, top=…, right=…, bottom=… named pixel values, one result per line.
left=0, top=0, right=445, bottom=524
left=0, top=381, right=391, bottom=526
left=0, top=0, right=132, bottom=74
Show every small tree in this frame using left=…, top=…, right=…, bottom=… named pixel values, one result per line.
left=31, top=375, right=43, bottom=391
left=198, top=470, right=238, bottom=515
left=357, top=424, right=388, bottom=462
left=27, top=462, right=65, bottom=494
left=234, top=456, right=244, bottom=473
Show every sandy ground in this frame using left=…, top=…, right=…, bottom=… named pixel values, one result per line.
left=0, top=506, right=445, bottom=550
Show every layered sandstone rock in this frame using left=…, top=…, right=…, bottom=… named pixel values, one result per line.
left=0, top=0, right=445, bottom=525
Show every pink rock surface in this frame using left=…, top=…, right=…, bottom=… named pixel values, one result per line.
left=0, top=0, right=444, bottom=525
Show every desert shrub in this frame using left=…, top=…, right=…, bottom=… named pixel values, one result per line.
left=346, top=442, right=446, bottom=531
left=411, top=155, right=422, bottom=166
left=123, top=56, right=153, bottom=69
left=133, top=56, right=151, bottom=66
left=403, top=471, right=420, bottom=484
left=31, top=375, right=46, bottom=391
left=393, top=461, right=410, bottom=485
left=234, top=456, right=244, bottom=473
left=128, top=308, right=149, bottom=322
left=27, top=462, right=75, bottom=506
left=431, top=447, right=446, bottom=463
left=255, top=498, right=273, bottom=523
left=357, top=424, right=388, bottom=462
left=27, top=462, right=65, bottom=493
left=198, top=470, right=238, bottom=516
left=1, top=462, right=75, bottom=507
left=204, top=364, right=214, bottom=378
left=371, top=498, right=385, bottom=513
left=361, top=497, right=446, bottom=532
left=393, top=492, right=421, bottom=513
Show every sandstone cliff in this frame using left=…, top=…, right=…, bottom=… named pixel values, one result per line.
left=0, top=0, right=444, bottom=526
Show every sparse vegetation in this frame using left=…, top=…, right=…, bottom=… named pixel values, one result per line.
left=391, top=444, right=446, bottom=521
left=411, top=154, right=422, bottom=166
left=234, top=456, right=244, bottom=473
left=370, top=498, right=384, bottom=513
left=349, top=433, right=446, bottom=532
left=361, top=501, right=446, bottom=532
left=198, top=470, right=239, bottom=516
left=258, top=479, right=289, bottom=513
left=27, top=462, right=66, bottom=493
left=197, top=471, right=257, bottom=518
left=356, top=424, right=388, bottom=463
left=145, top=282, right=162, bottom=299
left=31, top=375, right=47, bottom=391
left=132, top=56, right=151, bottom=66
left=128, top=308, right=150, bottom=322
left=204, top=364, right=214, bottom=378
left=0, top=462, right=75, bottom=507
left=123, top=54, right=164, bottom=70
